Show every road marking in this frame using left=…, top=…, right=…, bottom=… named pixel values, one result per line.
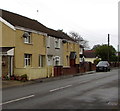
left=50, top=85, right=72, bottom=92
left=0, top=95, right=35, bottom=105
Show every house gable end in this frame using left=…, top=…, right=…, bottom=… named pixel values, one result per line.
left=0, top=17, right=15, bottom=30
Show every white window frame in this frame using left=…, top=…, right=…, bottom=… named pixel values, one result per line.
left=24, top=32, right=31, bottom=44
left=54, top=56, right=60, bottom=66
left=39, top=55, right=45, bottom=67
left=54, top=38, right=60, bottom=49
left=24, top=54, right=32, bottom=67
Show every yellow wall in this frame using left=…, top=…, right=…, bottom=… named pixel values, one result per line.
left=63, top=42, right=80, bottom=67
left=14, top=67, right=47, bottom=80
left=14, top=30, right=48, bottom=79
left=1, top=23, right=15, bottom=47
left=14, top=30, right=46, bottom=68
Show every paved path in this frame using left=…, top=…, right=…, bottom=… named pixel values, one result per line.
left=1, top=71, right=95, bottom=89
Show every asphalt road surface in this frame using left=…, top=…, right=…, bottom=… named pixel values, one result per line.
left=2, top=69, right=119, bottom=109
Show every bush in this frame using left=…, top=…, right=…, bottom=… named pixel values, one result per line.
left=94, top=58, right=101, bottom=65
left=21, top=74, right=28, bottom=82
left=21, top=74, right=27, bottom=78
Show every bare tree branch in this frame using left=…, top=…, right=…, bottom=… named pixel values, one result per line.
left=69, top=31, right=89, bottom=49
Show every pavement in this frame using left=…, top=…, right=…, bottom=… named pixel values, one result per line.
left=1, top=71, right=96, bottom=89
left=2, top=67, right=119, bottom=89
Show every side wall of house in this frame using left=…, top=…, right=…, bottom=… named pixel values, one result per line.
left=1, top=23, right=15, bottom=47
left=1, top=23, right=15, bottom=77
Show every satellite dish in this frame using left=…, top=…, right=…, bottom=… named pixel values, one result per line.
left=23, top=32, right=30, bottom=38
left=62, top=39, right=67, bottom=43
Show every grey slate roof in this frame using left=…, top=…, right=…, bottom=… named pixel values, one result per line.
left=0, top=9, right=74, bottom=41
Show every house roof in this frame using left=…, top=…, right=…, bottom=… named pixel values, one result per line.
left=0, top=9, right=48, bottom=33
left=0, top=9, right=74, bottom=41
left=84, top=50, right=96, bottom=58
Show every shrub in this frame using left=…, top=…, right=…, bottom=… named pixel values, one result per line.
left=21, top=74, right=28, bottom=82
left=94, top=58, right=101, bottom=65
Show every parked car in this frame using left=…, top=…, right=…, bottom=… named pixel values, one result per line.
left=96, top=61, right=110, bottom=72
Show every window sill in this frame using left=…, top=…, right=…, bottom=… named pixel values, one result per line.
left=55, top=48, right=60, bottom=49
left=24, top=66, right=32, bottom=68
left=38, top=67, right=45, bottom=68
left=24, top=43, right=33, bottom=45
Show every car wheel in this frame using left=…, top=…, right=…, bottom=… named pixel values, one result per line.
left=96, top=70, right=99, bottom=72
left=105, top=68, right=108, bottom=72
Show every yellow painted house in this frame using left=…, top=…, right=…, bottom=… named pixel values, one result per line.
left=14, top=30, right=47, bottom=80
left=63, top=41, right=80, bottom=67
left=1, top=9, right=80, bottom=80
left=0, top=9, right=48, bottom=80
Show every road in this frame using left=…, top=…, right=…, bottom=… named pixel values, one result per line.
left=2, top=69, right=119, bottom=109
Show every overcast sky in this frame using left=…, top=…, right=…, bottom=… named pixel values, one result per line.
left=0, top=0, right=119, bottom=50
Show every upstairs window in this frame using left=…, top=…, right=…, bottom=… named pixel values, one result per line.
left=47, top=36, right=50, bottom=48
left=23, top=32, right=31, bottom=44
left=55, top=38, right=60, bottom=49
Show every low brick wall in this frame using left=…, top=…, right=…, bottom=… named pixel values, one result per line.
left=110, top=62, right=120, bottom=67
left=54, top=62, right=96, bottom=77
left=54, top=62, right=120, bottom=77
left=79, top=62, right=96, bottom=73
left=63, top=66, right=78, bottom=75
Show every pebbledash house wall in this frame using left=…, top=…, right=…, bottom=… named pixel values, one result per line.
left=1, top=23, right=15, bottom=47
left=46, top=37, right=63, bottom=65
left=14, top=29, right=48, bottom=80
left=46, top=36, right=63, bottom=77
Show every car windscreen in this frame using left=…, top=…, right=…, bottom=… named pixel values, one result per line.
left=97, top=62, right=108, bottom=66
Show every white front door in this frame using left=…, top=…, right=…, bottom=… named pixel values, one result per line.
left=47, top=55, right=53, bottom=66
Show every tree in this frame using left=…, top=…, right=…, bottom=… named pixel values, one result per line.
left=69, top=31, right=89, bottom=49
left=92, top=44, right=101, bottom=50
left=95, top=44, right=116, bottom=61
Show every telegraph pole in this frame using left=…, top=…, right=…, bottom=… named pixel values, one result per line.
left=118, top=45, right=119, bottom=67
left=108, top=34, right=110, bottom=62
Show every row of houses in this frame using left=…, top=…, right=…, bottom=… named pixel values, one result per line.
left=0, top=9, right=80, bottom=80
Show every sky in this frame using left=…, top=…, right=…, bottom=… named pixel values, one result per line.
left=0, top=0, right=119, bottom=50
